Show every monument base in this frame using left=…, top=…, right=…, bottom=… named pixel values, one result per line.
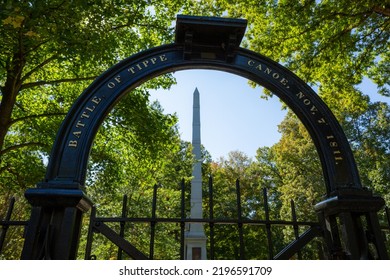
left=184, top=231, right=207, bottom=260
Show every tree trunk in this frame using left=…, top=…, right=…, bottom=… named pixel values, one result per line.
left=0, top=53, right=25, bottom=158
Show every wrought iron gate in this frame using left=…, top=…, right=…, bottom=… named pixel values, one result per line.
left=2, top=180, right=390, bottom=259
left=84, top=179, right=322, bottom=260
left=83, top=178, right=390, bottom=260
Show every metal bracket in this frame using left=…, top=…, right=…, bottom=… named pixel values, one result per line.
left=226, top=33, right=238, bottom=62
left=93, top=222, right=148, bottom=260
left=175, top=15, right=247, bottom=61
left=183, top=30, right=193, bottom=60
left=273, top=226, right=322, bottom=260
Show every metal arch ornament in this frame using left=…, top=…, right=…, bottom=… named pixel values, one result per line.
left=35, top=16, right=360, bottom=196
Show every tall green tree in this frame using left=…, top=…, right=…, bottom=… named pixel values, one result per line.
left=215, top=0, right=390, bottom=213
left=0, top=0, right=190, bottom=259
left=207, top=151, right=285, bottom=259
left=344, top=101, right=390, bottom=203
left=0, top=1, right=185, bottom=197
left=218, top=0, right=389, bottom=100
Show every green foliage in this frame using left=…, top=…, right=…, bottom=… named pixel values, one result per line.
left=213, top=0, right=389, bottom=118
left=220, top=1, right=388, bottom=87
left=212, top=1, right=390, bottom=257
left=0, top=0, right=185, bottom=195
left=344, top=101, right=390, bottom=202
left=207, top=151, right=286, bottom=259
left=0, top=0, right=190, bottom=260
left=1, top=0, right=389, bottom=260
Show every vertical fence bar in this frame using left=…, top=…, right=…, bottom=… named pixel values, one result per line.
left=263, top=188, right=274, bottom=259
left=291, top=199, right=302, bottom=260
left=385, top=207, right=390, bottom=251
left=236, top=179, right=245, bottom=259
left=149, top=184, right=158, bottom=259
left=208, top=175, right=215, bottom=260
left=180, top=179, right=186, bottom=260
left=117, top=195, right=128, bottom=260
left=84, top=206, right=96, bottom=260
left=0, top=197, right=15, bottom=254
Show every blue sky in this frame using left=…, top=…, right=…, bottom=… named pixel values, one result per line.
left=149, top=69, right=287, bottom=160
left=149, top=70, right=389, bottom=161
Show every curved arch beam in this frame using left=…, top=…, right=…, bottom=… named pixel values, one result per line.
left=42, top=44, right=361, bottom=195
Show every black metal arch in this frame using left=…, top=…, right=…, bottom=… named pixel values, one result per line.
left=38, top=44, right=360, bottom=195
left=22, top=15, right=387, bottom=260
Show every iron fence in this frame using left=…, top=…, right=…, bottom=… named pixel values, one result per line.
left=0, top=197, right=29, bottom=257
left=2, top=179, right=390, bottom=260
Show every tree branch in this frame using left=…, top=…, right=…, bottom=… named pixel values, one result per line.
left=20, top=76, right=97, bottom=90
left=21, top=54, right=59, bottom=83
left=373, top=6, right=390, bottom=17
left=24, top=39, right=51, bottom=56
left=0, top=142, right=49, bottom=156
left=9, top=112, right=67, bottom=126
left=0, top=57, right=6, bottom=70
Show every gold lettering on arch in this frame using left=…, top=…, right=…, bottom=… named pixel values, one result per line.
left=246, top=59, right=290, bottom=89
left=68, top=96, right=103, bottom=148
left=107, top=54, right=169, bottom=89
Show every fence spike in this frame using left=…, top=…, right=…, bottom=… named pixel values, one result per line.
left=263, top=188, right=274, bottom=259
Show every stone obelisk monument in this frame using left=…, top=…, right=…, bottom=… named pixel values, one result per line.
left=185, top=88, right=207, bottom=260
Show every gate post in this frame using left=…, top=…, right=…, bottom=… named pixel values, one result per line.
left=315, top=188, right=388, bottom=259
left=21, top=183, right=92, bottom=259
